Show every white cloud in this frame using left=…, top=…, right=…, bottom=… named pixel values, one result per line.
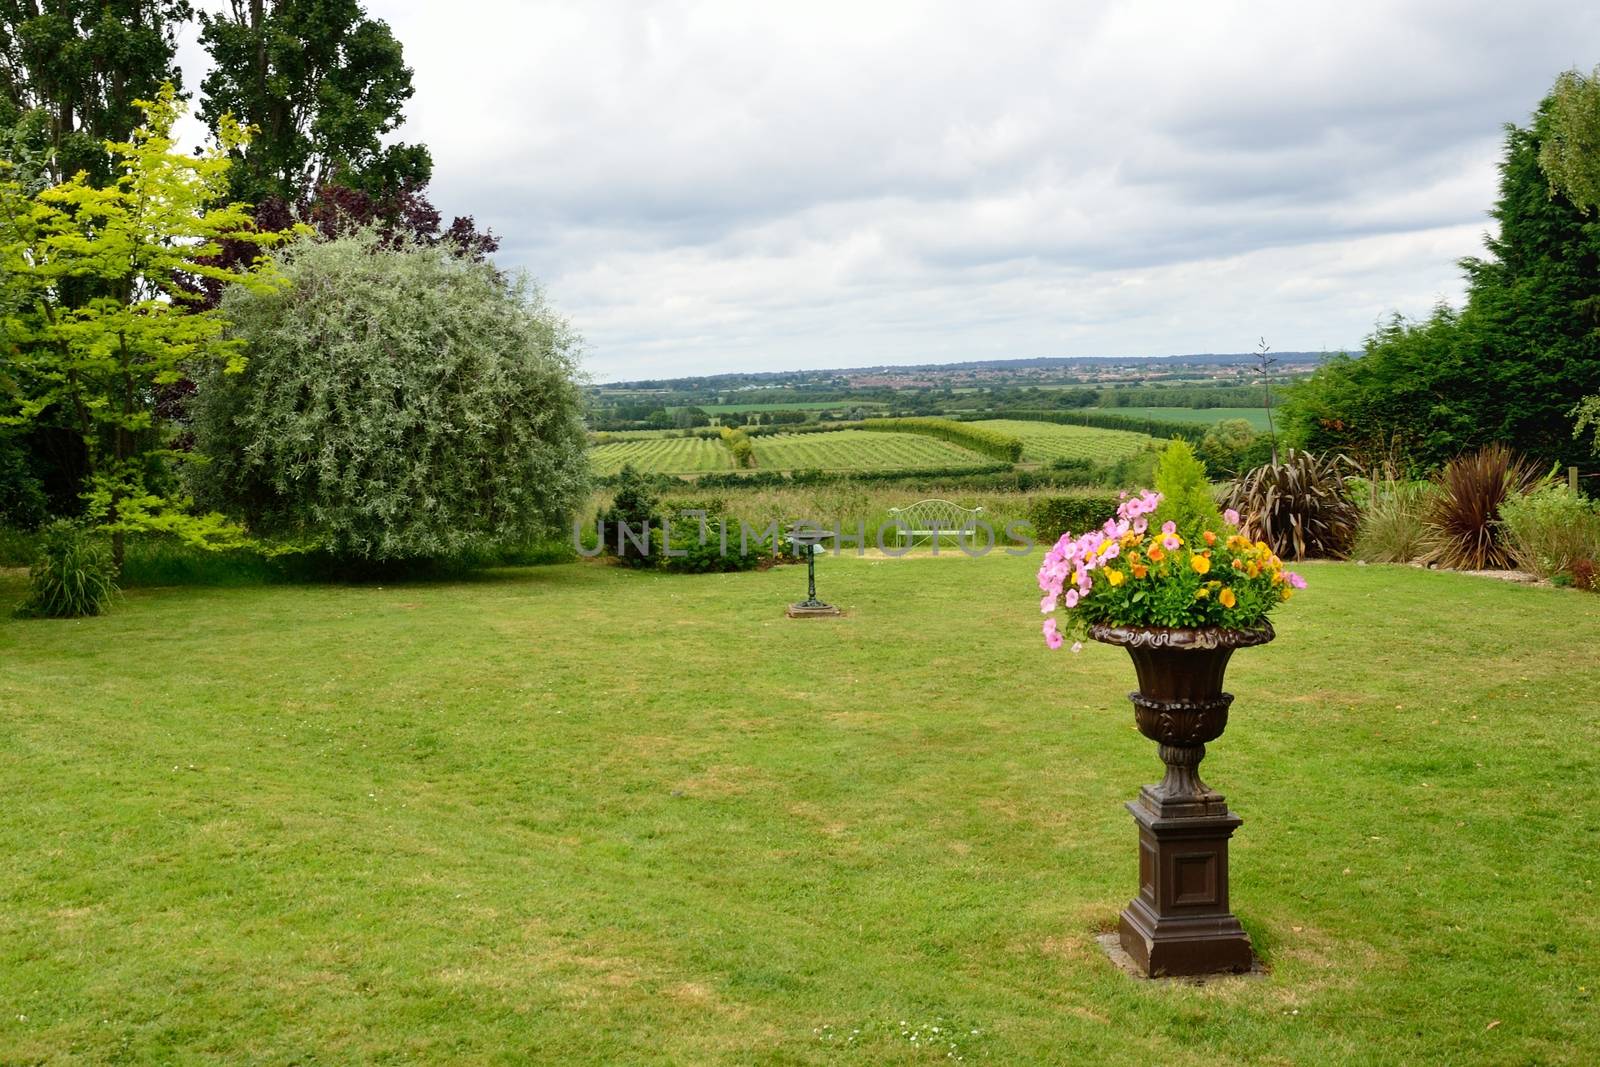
left=183, top=1, right=1600, bottom=379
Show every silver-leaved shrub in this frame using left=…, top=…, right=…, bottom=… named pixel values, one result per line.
left=189, top=229, right=590, bottom=561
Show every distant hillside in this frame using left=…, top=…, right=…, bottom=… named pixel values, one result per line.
left=603, top=351, right=1335, bottom=389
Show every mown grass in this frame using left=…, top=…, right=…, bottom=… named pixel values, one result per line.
left=751, top=430, right=991, bottom=472
left=0, top=556, right=1596, bottom=1064
left=590, top=436, right=735, bottom=475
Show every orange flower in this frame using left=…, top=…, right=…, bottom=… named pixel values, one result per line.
left=1203, top=530, right=1217, bottom=545
left=1131, top=563, right=1148, bottom=579
left=1148, top=545, right=1166, bottom=562
left=1219, top=587, right=1236, bottom=608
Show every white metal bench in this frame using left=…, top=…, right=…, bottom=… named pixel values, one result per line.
left=887, top=499, right=985, bottom=547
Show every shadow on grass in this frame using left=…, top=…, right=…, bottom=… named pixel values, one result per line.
left=117, top=536, right=583, bottom=589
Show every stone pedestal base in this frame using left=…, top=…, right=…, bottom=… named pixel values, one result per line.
left=786, top=602, right=841, bottom=618
left=1117, top=790, right=1253, bottom=977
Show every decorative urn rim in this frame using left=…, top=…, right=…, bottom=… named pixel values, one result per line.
left=1087, top=621, right=1275, bottom=650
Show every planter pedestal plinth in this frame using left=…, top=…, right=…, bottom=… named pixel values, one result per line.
left=1118, top=771, right=1252, bottom=977
left=1089, top=622, right=1273, bottom=979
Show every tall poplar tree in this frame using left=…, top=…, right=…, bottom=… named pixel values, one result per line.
left=197, top=0, right=432, bottom=205
left=0, top=1, right=192, bottom=185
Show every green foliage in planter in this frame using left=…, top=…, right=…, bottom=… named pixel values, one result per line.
left=1353, top=479, right=1434, bottom=563
left=1421, top=444, right=1540, bottom=571
left=1498, top=482, right=1600, bottom=580
left=189, top=230, right=589, bottom=563
left=1224, top=449, right=1361, bottom=561
left=17, top=520, right=118, bottom=618
left=1025, top=493, right=1120, bottom=544
left=860, top=418, right=1024, bottom=463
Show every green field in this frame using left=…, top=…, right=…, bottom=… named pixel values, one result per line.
left=1092, top=406, right=1274, bottom=430
left=971, top=419, right=1154, bottom=463
left=1, top=558, right=1596, bottom=1063
left=590, top=436, right=733, bottom=475
left=751, top=429, right=991, bottom=471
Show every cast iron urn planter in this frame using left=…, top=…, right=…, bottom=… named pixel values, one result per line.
left=1089, top=620, right=1274, bottom=977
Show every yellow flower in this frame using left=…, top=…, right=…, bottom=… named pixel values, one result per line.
left=1190, top=555, right=1211, bottom=575
left=1195, top=587, right=1210, bottom=599
left=1105, top=567, right=1125, bottom=586
left=1246, top=561, right=1260, bottom=578
left=1219, top=587, right=1236, bottom=608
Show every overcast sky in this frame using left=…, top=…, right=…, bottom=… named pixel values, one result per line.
left=181, top=2, right=1600, bottom=382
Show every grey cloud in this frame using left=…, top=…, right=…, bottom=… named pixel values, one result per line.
left=193, top=1, right=1600, bottom=379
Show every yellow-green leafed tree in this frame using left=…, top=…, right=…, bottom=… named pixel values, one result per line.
left=0, top=84, right=295, bottom=567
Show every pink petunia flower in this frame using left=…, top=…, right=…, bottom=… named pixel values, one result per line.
left=1043, top=617, right=1063, bottom=649
left=1224, top=508, right=1241, bottom=526
left=1286, top=571, right=1308, bottom=589
left=1161, top=520, right=1177, bottom=535
left=1161, top=533, right=1180, bottom=551
left=1064, top=588, right=1079, bottom=608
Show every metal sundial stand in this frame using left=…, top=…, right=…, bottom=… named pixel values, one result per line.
left=785, top=524, right=841, bottom=618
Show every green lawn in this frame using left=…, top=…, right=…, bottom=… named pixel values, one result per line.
left=1, top=557, right=1597, bottom=1064
left=1094, top=406, right=1274, bottom=430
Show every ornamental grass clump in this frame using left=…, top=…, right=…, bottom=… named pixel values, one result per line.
left=1223, top=449, right=1360, bottom=561
left=1038, top=487, right=1305, bottom=651
left=1353, top=478, right=1433, bottom=563
left=1421, top=444, right=1539, bottom=570
left=18, top=521, right=118, bottom=619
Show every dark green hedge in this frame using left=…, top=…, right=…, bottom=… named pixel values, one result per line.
left=965, top=409, right=1206, bottom=444
left=1025, top=493, right=1122, bottom=545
